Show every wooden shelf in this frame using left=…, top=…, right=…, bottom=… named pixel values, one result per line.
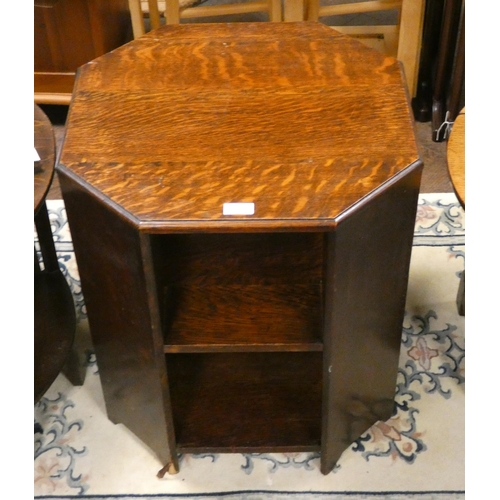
left=153, top=232, right=324, bottom=353
left=163, top=284, right=323, bottom=353
left=167, top=352, right=323, bottom=452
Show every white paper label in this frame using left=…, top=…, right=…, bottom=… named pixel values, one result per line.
left=223, top=202, right=255, bottom=216
left=34, top=148, right=40, bottom=162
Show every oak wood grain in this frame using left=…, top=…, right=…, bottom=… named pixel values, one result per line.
left=59, top=22, right=419, bottom=230
left=34, top=104, right=56, bottom=213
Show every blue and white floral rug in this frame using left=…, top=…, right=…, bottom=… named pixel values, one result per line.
left=34, top=193, right=465, bottom=500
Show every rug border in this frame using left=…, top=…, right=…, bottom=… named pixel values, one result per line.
left=35, top=489, right=466, bottom=499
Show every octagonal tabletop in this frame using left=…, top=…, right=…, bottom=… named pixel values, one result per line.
left=59, top=22, right=420, bottom=231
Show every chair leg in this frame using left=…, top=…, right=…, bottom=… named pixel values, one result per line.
left=269, top=0, right=282, bottom=21
left=148, top=0, right=162, bottom=30
left=166, top=0, right=180, bottom=24
left=305, top=0, right=319, bottom=21
left=397, top=0, right=426, bottom=98
left=128, top=0, right=146, bottom=38
left=285, top=0, right=307, bottom=21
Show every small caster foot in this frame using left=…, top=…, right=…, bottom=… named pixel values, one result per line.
left=157, top=462, right=179, bottom=478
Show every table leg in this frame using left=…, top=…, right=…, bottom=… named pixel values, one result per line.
left=35, top=201, right=59, bottom=273
left=431, top=0, right=462, bottom=141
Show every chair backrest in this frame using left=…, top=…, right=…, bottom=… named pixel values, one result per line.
left=305, top=0, right=426, bottom=97
left=128, top=0, right=282, bottom=38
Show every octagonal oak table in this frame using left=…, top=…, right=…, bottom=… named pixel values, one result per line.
left=57, top=22, right=423, bottom=476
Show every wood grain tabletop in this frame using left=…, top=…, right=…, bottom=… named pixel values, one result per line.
left=59, top=22, right=420, bottom=230
left=34, top=103, right=56, bottom=213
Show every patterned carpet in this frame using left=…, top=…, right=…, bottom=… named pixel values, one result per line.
left=34, top=193, right=465, bottom=499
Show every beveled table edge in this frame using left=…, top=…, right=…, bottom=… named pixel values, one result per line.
left=57, top=158, right=423, bottom=234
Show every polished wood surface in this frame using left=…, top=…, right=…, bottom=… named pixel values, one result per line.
left=34, top=104, right=56, bottom=213
left=447, top=108, right=465, bottom=207
left=61, top=22, right=418, bottom=231
left=58, top=22, right=422, bottom=475
left=35, top=104, right=76, bottom=403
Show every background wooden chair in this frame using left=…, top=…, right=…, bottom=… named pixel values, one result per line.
left=128, top=0, right=282, bottom=38
left=304, top=0, right=426, bottom=97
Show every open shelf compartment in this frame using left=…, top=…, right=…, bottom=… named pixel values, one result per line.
left=167, top=352, right=323, bottom=452
left=151, top=232, right=325, bottom=353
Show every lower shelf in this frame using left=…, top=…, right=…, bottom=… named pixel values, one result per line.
left=167, top=352, right=323, bottom=452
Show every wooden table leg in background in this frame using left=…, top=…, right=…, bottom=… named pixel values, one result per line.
left=411, top=0, right=445, bottom=121
left=432, top=0, right=463, bottom=141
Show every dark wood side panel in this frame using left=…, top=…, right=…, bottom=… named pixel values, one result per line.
left=320, top=163, right=423, bottom=474
left=57, top=171, right=178, bottom=469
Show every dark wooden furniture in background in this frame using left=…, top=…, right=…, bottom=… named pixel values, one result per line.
left=34, top=103, right=76, bottom=403
left=34, top=0, right=132, bottom=104
left=447, top=107, right=465, bottom=315
left=57, top=22, right=423, bottom=475
left=412, top=0, right=465, bottom=141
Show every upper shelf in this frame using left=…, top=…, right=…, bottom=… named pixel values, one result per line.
left=163, top=283, right=324, bottom=353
